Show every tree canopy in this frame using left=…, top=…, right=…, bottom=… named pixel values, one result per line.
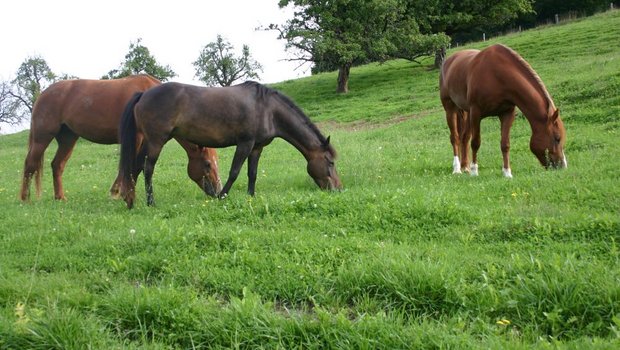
left=12, top=56, right=57, bottom=113
left=0, top=56, right=62, bottom=128
left=102, top=38, right=176, bottom=81
left=273, top=0, right=450, bottom=93
left=193, top=35, right=263, bottom=87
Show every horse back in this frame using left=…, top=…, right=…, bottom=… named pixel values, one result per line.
left=136, top=83, right=264, bottom=148
left=32, top=75, right=160, bottom=144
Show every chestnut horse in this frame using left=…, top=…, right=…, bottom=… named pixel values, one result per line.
left=439, top=44, right=567, bottom=177
left=119, top=81, right=342, bottom=208
left=20, top=75, right=222, bottom=201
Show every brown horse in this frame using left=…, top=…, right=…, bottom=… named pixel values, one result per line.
left=119, top=81, right=342, bottom=208
left=439, top=44, right=567, bottom=177
left=20, top=74, right=222, bottom=201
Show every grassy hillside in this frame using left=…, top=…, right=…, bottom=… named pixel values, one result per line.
left=0, top=10, right=619, bottom=349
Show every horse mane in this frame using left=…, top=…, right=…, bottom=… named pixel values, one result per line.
left=497, top=44, right=556, bottom=116
left=238, top=81, right=337, bottom=157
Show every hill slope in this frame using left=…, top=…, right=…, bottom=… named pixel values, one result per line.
left=0, top=10, right=619, bottom=349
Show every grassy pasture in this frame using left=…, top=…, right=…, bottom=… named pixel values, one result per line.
left=0, top=10, right=619, bottom=349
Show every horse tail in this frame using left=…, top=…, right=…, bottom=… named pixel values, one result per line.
left=20, top=127, right=45, bottom=200
left=32, top=131, right=44, bottom=198
left=119, top=92, right=143, bottom=195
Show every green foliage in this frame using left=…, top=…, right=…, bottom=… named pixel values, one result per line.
left=102, top=38, right=176, bottom=81
left=0, top=81, right=22, bottom=127
left=0, top=10, right=619, bottom=349
left=193, top=35, right=263, bottom=87
left=418, top=0, right=534, bottom=33
left=520, top=0, right=614, bottom=26
left=0, top=56, right=69, bottom=129
left=274, top=0, right=450, bottom=92
left=12, top=56, right=57, bottom=112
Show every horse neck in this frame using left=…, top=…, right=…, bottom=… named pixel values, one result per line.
left=273, top=101, right=324, bottom=161
left=505, top=58, right=555, bottom=127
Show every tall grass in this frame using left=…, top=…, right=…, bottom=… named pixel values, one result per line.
left=0, top=10, right=619, bottom=349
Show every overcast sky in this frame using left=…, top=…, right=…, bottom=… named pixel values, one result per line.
left=0, top=0, right=309, bottom=83
left=1, top=0, right=311, bottom=133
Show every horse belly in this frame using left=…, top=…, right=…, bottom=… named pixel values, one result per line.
left=173, top=124, right=238, bottom=148
left=62, top=115, right=120, bottom=144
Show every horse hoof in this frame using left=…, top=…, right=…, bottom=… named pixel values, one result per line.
left=470, top=163, right=479, bottom=176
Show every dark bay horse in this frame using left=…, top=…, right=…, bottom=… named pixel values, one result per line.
left=119, top=81, right=342, bottom=208
left=20, top=75, right=222, bottom=201
left=439, top=44, right=567, bottom=177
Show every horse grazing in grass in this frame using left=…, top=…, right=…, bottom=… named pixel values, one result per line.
left=20, top=75, right=222, bottom=201
left=439, top=44, right=567, bottom=177
left=119, top=81, right=342, bottom=209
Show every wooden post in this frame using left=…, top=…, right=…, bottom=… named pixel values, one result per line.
left=555, top=14, right=559, bottom=24
left=483, top=33, right=486, bottom=41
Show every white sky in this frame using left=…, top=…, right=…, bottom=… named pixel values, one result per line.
left=1, top=0, right=309, bottom=133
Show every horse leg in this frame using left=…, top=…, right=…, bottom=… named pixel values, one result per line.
left=444, top=107, right=461, bottom=174
left=112, top=141, right=148, bottom=198
left=20, top=135, right=54, bottom=201
left=219, top=141, right=254, bottom=199
left=469, top=109, right=482, bottom=176
left=457, top=109, right=471, bottom=173
left=51, top=127, right=79, bottom=200
left=499, top=108, right=516, bottom=178
left=143, top=142, right=164, bottom=207
left=247, top=146, right=264, bottom=196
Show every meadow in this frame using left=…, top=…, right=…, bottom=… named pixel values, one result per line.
left=0, top=10, right=619, bottom=349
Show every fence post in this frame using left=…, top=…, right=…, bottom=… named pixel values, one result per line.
left=555, top=14, right=559, bottom=24
left=483, top=33, right=486, bottom=41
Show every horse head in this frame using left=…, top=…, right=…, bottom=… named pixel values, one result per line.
left=307, top=137, right=343, bottom=191
left=530, top=109, right=567, bottom=169
left=188, top=147, right=222, bottom=197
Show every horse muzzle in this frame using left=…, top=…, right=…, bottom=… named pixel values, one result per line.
left=202, top=177, right=221, bottom=198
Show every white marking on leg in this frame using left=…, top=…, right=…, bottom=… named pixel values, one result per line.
left=470, top=163, right=479, bottom=176
left=452, top=156, right=462, bottom=174
left=502, top=167, right=513, bottom=178
left=562, top=151, right=568, bottom=168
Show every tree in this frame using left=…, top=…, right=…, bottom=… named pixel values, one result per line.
left=102, top=38, right=176, bottom=81
left=272, top=0, right=450, bottom=93
left=12, top=56, right=57, bottom=113
left=414, top=0, right=534, bottom=67
left=0, top=81, right=22, bottom=127
left=419, top=0, right=534, bottom=43
left=0, top=56, right=60, bottom=129
left=518, top=0, right=611, bottom=27
left=193, top=35, right=263, bottom=87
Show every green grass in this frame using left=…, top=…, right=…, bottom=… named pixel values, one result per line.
left=1, top=10, right=619, bottom=349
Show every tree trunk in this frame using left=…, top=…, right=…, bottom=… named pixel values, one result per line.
left=337, top=63, right=351, bottom=93
left=434, top=46, right=447, bottom=69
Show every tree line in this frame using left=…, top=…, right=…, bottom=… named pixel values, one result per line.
left=271, top=0, right=615, bottom=93
left=0, top=37, right=261, bottom=130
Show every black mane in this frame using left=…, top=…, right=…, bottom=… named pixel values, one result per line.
left=238, top=81, right=336, bottom=157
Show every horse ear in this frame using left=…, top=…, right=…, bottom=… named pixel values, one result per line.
left=324, top=136, right=331, bottom=147
left=551, top=109, right=560, bottom=122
